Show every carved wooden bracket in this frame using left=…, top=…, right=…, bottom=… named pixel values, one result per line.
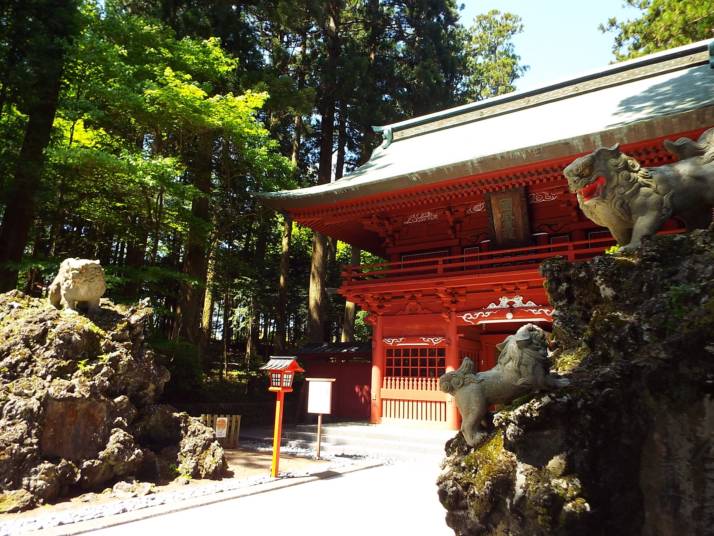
left=444, top=207, right=464, bottom=239
left=437, top=288, right=467, bottom=316
left=362, top=292, right=391, bottom=314
left=362, top=215, right=400, bottom=247
left=403, top=291, right=425, bottom=314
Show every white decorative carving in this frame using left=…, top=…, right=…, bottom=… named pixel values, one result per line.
left=486, top=295, right=537, bottom=309
left=512, top=296, right=538, bottom=308
left=459, top=297, right=552, bottom=326
left=420, top=337, right=445, bottom=345
left=528, top=191, right=560, bottom=204
left=404, top=211, right=438, bottom=225
left=458, top=311, right=494, bottom=325
left=524, top=308, right=554, bottom=317
left=466, top=202, right=486, bottom=214
left=383, top=337, right=405, bottom=345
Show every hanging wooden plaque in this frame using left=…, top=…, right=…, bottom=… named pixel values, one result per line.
left=485, top=187, right=531, bottom=248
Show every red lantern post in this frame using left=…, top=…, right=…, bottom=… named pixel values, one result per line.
left=260, top=356, right=304, bottom=477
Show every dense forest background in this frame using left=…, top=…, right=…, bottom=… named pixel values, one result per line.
left=0, top=0, right=711, bottom=400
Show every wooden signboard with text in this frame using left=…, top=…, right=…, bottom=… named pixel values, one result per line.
left=485, top=187, right=531, bottom=248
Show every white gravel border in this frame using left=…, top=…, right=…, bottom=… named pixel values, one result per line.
left=1, top=443, right=388, bottom=535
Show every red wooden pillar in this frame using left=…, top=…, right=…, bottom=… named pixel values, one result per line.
left=370, top=314, right=384, bottom=424
left=271, top=390, right=285, bottom=477
left=446, top=310, right=460, bottom=430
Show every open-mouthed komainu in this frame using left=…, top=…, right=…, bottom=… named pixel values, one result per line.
left=563, top=127, right=714, bottom=251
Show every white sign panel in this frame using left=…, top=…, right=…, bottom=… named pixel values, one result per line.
left=214, top=417, right=228, bottom=438
left=307, top=378, right=335, bottom=415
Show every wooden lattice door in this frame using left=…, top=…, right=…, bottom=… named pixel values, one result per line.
left=381, top=342, right=448, bottom=423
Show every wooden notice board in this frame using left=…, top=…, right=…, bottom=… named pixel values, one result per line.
left=307, top=378, right=335, bottom=414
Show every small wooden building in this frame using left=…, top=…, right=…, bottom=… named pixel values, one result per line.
left=295, top=342, right=371, bottom=421
left=261, top=40, right=714, bottom=429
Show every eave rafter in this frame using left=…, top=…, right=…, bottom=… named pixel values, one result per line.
left=288, top=139, right=682, bottom=228
left=341, top=266, right=546, bottom=316
left=290, top=162, right=569, bottom=225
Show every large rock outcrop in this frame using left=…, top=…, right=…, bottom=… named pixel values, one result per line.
left=0, top=293, right=227, bottom=512
left=437, top=227, right=714, bottom=535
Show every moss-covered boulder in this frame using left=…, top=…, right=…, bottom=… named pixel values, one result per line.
left=0, top=292, right=226, bottom=511
left=437, top=227, right=714, bottom=535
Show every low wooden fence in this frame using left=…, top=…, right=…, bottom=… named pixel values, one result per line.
left=380, top=377, right=448, bottom=423
left=200, top=414, right=241, bottom=449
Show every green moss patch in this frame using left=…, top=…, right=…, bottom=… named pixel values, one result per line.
left=554, top=347, right=588, bottom=373
left=463, top=433, right=514, bottom=489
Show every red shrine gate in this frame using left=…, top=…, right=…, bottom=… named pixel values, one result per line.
left=346, top=248, right=576, bottom=428
left=260, top=40, right=714, bottom=430
left=340, top=206, right=682, bottom=428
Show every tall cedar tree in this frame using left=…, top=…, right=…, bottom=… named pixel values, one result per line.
left=0, top=0, right=82, bottom=291
left=308, top=1, right=342, bottom=343
left=0, top=0, right=528, bottom=366
left=601, top=0, right=714, bottom=60
left=464, top=10, right=527, bottom=101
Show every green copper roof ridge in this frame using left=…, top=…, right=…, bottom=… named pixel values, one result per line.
left=372, top=38, right=714, bottom=136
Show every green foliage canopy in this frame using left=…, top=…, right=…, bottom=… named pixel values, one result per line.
left=601, top=0, right=714, bottom=60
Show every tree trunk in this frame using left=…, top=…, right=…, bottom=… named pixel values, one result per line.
left=175, top=133, right=213, bottom=347
left=341, top=246, right=361, bottom=342
left=292, top=312, right=301, bottom=345
left=123, top=224, right=148, bottom=298
left=307, top=3, right=340, bottom=343
left=245, top=297, right=259, bottom=367
left=117, top=241, right=126, bottom=264
left=358, top=0, right=381, bottom=166
left=201, top=240, right=217, bottom=343
left=222, top=290, right=232, bottom=378
left=291, top=115, right=303, bottom=168
left=275, top=216, right=292, bottom=352
left=335, top=102, right=347, bottom=180
left=96, top=228, right=114, bottom=266
left=262, top=312, right=270, bottom=346
left=0, top=68, right=64, bottom=290
left=308, top=232, right=329, bottom=342
left=149, top=185, right=164, bottom=264
left=290, top=29, right=308, bottom=168
left=48, top=176, right=67, bottom=258
left=246, top=209, right=269, bottom=362
left=0, top=0, right=78, bottom=291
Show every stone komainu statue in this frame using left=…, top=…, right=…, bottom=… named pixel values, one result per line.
left=439, top=324, right=568, bottom=447
left=48, top=258, right=106, bottom=312
left=563, top=127, right=714, bottom=251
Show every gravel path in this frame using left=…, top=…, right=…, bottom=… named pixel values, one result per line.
left=1, top=444, right=385, bottom=536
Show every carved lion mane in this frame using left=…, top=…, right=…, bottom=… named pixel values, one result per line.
left=563, top=128, right=714, bottom=251
left=495, top=322, right=549, bottom=376
left=439, top=357, right=476, bottom=395
left=439, top=324, right=568, bottom=446
left=564, top=146, right=657, bottom=224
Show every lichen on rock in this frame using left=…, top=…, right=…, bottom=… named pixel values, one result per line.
left=437, top=227, right=714, bottom=535
left=0, top=292, right=226, bottom=512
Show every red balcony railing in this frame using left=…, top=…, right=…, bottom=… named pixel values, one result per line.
left=383, top=376, right=440, bottom=391
left=341, top=231, right=683, bottom=285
